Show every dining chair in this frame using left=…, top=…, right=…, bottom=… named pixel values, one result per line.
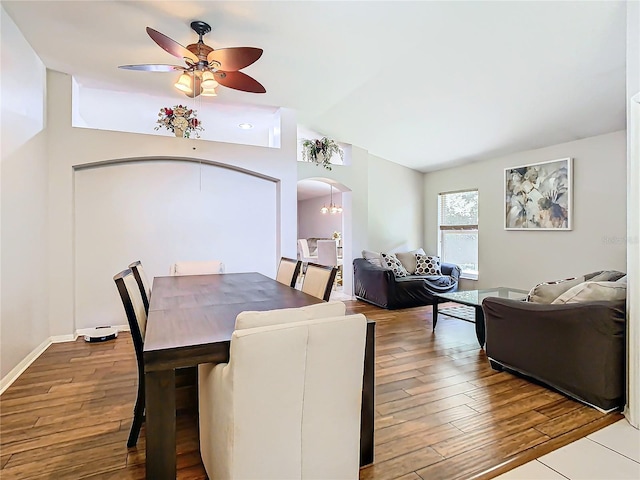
left=128, top=260, right=151, bottom=314
left=317, top=239, right=343, bottom=268
left=297, top=239, right=317, bottom=264
left=170, top=260, right=225, bottom=276
left=301, top=262, right=338, bottom=302
left=275, top=257, right=302, bottom=288
left=113, top=268, right=147, bottom=448
left=198, top=313, right=367, bottom=480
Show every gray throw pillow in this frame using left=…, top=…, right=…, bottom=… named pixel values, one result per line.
left=362, top=249, right=382, bottom=267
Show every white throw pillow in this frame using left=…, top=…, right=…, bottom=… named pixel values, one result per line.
left=395, top=249, right=426, bottom=275
left=551, top=281, right=627, bottom=304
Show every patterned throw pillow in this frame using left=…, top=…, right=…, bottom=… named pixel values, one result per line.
left=381, top=253, right=409, bottom=278
left=415, top=254, right=441, bottom=275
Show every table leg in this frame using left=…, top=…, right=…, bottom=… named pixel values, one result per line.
left=360, top=321, right=375, bottom=467
left=145, top=369, right=176, bottom=480
left=432, top=301, right=439, bottom=331
left=474, top=306, right=486, bottom=348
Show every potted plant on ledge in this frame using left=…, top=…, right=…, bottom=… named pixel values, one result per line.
left=301, top=137, right=344, bottom=170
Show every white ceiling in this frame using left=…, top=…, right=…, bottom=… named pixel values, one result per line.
left=1, top=1, right=628, bottom=172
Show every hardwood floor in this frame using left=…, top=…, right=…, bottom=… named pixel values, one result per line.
left=0, top=301, right=622, bottom=479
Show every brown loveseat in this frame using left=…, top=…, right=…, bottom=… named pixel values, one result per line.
left=482, top=271, right=626, bottom=411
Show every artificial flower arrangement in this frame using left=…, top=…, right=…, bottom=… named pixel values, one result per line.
left=155, top=104, right=204, bottom=138
left=301, top=137, right=344, bottom=170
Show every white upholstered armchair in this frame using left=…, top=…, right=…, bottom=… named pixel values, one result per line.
left=198, top=302, right=366, bottom=480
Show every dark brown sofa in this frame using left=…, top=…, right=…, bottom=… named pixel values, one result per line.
left=482, top=297, right=626, bottom=411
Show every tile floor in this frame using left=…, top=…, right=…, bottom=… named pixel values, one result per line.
left=495, top=419, right=640, bottom=479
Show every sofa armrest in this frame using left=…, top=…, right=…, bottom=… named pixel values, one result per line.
left=482, top=297, right=626, bottom=410
left=353, top=258, right=395, bottom=308
left=441, top=262, right=461, bottom=281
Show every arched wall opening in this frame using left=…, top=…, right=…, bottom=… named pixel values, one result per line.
left=296, top=178, right=353, bottom=296
left=74, top=157, right=280, bottom=330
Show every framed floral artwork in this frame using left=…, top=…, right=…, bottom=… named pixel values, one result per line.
left=504, top=157, right=572, bottom=230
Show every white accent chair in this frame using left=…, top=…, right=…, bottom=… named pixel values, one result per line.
left=170, top=260, right=225, bottom=276
left=297, top=239, right=317, bottom=265
left=275, top=257, right=302, bottom=288
left=198, top=304, right=366, bottom=480
left=317, top=239, right=343, bottom=268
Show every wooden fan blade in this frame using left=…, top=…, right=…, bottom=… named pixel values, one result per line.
left=215, top=71, right=266, bottom=93
left=207, top=47, right=263, bottom=72
left=118, top=64, right=186, bottom=72
left=146, top=27, right=199, bottom=63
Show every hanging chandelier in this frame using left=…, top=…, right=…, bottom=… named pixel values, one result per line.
left=320, top=185, right=342, bottom=214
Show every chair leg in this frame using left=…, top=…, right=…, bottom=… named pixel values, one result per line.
left=127, top=382, right=145, bottom=448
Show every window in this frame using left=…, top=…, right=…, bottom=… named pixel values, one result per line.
left=438, top=190, right=478, bottom=279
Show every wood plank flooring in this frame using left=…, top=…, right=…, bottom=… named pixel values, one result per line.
left=0, top=301, right=622, bottom=479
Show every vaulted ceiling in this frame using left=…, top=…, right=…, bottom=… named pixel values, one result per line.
left=1, top=0, right=628, bottom=172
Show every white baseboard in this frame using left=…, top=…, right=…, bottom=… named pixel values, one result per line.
left=0, top=337, right=52, bottom=395
left=1, top=324, right=131, bottom=395
left=75, top=324, right=130, bottom=337
left=50, top=333, right=77, bottom=343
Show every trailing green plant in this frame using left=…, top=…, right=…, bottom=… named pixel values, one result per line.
left=301, top=137, right=344, bottom=170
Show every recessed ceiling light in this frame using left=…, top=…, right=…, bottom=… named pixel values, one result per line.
left=238, top=123, right=253, bottom=129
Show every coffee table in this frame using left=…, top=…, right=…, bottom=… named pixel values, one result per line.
left=433, top=287, right=528, bottom=347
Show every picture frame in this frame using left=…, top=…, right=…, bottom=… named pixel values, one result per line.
left=504, top=157, right=572, bottom=230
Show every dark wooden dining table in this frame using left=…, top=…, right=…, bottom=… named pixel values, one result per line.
left=143, top=272, right=375, bottom=480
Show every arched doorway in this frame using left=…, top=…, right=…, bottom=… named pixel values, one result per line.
left=296, top=178, right=353, bottom=298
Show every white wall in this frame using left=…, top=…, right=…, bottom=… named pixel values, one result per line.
left=46, top=70, right=299, bottom=338
left=625, top=0, right=640, bottom=428
left=74, top=160, right=277, bottom=329
left=297, top=193, right=343, bottom=239
left=297, top=147, right=425, bottom=295
left=75, top=85, right=281, bottom=148
left=0, top=7, right=50, bottom=379
left=424, top=131, right=627, bottom=290
left=367, top=154, right=424, bottom=253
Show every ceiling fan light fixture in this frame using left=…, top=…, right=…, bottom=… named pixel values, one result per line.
left=201, top=71, right=219, bottom=89
left=174, top=73, right=193, bottom=93
left=201, top=87, right=218, bottom=97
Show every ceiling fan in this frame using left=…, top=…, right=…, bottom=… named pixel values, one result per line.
left=119, top=20, right=265, bottom=98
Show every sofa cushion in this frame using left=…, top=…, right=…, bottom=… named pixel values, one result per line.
left=395, top=249, right=426, bottom=274
left=415, top=254, right=441, bottom=276
left=527, top=276, right=585, bottom=304
left=551, top=281, right=627, bottom=304
left=362, top=249, right=383, bottom=267
left=381, top=253, right=409, bottom=278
